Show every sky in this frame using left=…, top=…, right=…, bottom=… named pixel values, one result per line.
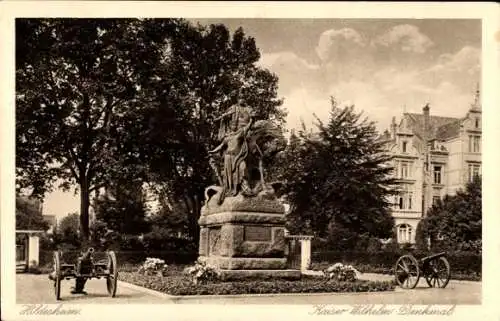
left=42, top=18, right=481, bottom=219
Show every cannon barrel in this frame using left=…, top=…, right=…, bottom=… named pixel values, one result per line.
left=80, top=247, right=95, bottom=261
left=421, top=252, right=446, bottom=263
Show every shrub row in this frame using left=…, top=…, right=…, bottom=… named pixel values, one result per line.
left=118, top=272, right=395, bottom=296
left=39, top=250, right=198, bottom=267
left=311, top=250, right=481, bottom=280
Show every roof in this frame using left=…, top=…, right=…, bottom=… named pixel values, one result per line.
left=435, top=120, right=462, bottom=140
left=405, top=113, right=462, bottom=141
left=377, top=130, right=392, bottom=143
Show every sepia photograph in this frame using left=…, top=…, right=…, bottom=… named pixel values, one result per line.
left=1, top=2, right=499, bottom=321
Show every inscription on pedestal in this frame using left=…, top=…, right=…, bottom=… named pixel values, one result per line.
left=244, top=226, right=272, bottom=242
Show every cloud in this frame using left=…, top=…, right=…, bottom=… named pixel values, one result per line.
left=374, top=24, right=434, bottom=53
left=315, top=28, right=367, bottom=62
left=419, top=45, right=480, bottom=91
left=258, top=51, right=319, bottom=71
left=282, top=88, right=331, bottom=132
left=328, top=81, right=394, bottom=129
left=259, top=24, right=479, bottom=134
left=257, top=51, right=321, bottom=94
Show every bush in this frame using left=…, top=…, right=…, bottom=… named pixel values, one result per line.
left=137, top=257, right=168, bottom=277
left=118, top=272, right=395, bottom=295
left=119, top=235, right=145, bottom=252
left=114, top=250, right=197, bottom=266
left=323, top=263, right=359, bottom=282
left=311, top=250, right=481, bottom=280
left=27, top=261, right=41, bottom=274
left=142, top=233, right=197, bottom=253
left=38, top=249, right=198, bottom=270
left=183, top=260, right=220, bottom=285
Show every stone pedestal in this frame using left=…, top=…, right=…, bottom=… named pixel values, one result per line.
left=28, top=235, right=39, bottom=268
left=300, top=238, right=312, bottom=271
left=285, top=234, right=313, bottom=271
left=198, top=193, right=300, bottom=280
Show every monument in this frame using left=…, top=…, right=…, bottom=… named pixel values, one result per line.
left=198, top=99, right=300, bottom=280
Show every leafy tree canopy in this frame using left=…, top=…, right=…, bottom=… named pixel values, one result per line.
left=15, top=196, right=49, bottom=231
left=417, top=175, right=481, bottom=251
left=16, top=18, right=285, bottom=243
left=93, top=178, right=150, bottom=236
left=54, top=212, right=81, bottom=248
left=280, top=98, right=397, bottom=243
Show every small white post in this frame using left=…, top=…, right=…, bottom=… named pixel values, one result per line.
left=28, top=234, right=40, bottom=268
left=300, top=238, right=312, bottom=271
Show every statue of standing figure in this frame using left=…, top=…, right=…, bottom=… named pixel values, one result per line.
left=207, top=98, right=286, bottom=206
left=209, top=99, right=254, bottom=204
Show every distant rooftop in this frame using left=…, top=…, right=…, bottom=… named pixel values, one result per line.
left=405, top=113, right=462, bottom=141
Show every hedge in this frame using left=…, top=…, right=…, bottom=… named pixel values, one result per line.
left=311, top=250, right=481, bottom=280
left=119, top=272, right=395, bottom=295
left=39, top=250, right=198, bottom=267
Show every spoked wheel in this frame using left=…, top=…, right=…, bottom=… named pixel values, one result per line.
left=394, top=254, right=420, bottom=289
left=424, top=256, right=451, bottom=288
left=53, top=251, right=62, bottom=300
left=106, top=251, right=118, bottom=297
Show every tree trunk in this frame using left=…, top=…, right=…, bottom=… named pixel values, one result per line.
left=80, top=176, right=90, bottom=245
left=192, top=193, right=201, bottom=246
left=184, top=193, right=201, bottom=247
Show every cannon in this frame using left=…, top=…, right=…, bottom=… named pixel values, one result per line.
left=394, top=252, right=451, bottom=289
left=49, top=247, right=118, bottom=300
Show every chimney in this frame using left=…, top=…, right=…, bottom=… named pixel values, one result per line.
left=391, top=116, right=397, bottom=139
left=423, top=103, right=430, bottom=134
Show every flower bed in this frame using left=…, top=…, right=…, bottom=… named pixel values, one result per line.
left=118, top=272, right=395, bottom=296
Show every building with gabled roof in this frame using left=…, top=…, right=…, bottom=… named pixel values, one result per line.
left=380, top=89, right=481, bottom=244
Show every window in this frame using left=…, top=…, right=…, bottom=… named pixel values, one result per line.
left=433, top=166, right=442, bottom=184
left=395, top=191, right=413, bottom=210
left=468, top=164, right=481, bottom=182
left=400, top=161, right=412, bottom=179
left=398, top=224, right=413, bottom=243
left=432, top=196, right=441, bottom=206
left=398, top=195, right=404, bottom=209
left=475, top=118, right=479, bottom=128
left=469, top=135, right=481, bottom=153
left=402, top=141, right=407, bottom=153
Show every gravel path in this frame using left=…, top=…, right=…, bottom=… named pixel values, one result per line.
left=16, top=273, right=481, bottom=305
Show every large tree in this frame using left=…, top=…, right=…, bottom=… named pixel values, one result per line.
left=16, top=19, right=173, bottom=242
left=416, top=175, right=482, bottom=251
left=16, top=19, right=285, bottom=244
left=141, top=21, right=285, bottom=243
left=280, top=98, right=397, bottom=243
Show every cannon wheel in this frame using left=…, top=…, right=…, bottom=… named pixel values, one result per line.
left=394, top=254, right=420, bottom=289
left=424, top=256, right=451, bottom=288
left=106, top=251, right=118, bottom=297
left=53, top=251, right=62, bottom=300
